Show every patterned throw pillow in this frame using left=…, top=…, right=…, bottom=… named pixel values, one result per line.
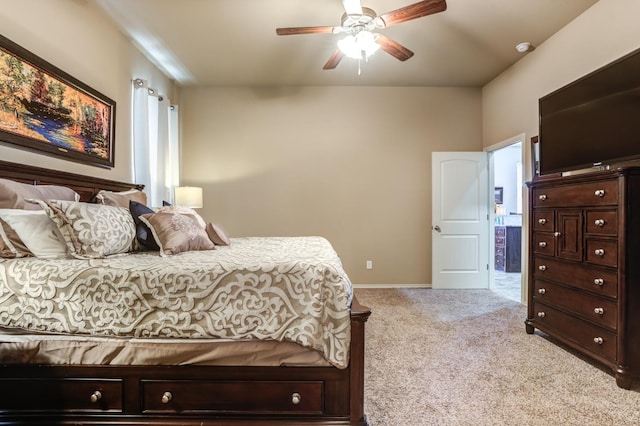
left=139, top=212, right=214, bottom=256
left=30, top=200, right=136, bottom=259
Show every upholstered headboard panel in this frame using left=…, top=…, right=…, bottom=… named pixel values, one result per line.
left=0, top=160, right=144, bottom=202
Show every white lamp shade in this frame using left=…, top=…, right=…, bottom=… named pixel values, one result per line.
left=174, top=186, right=203, bottom=208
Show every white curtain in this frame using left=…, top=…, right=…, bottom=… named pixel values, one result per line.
left=132, top=79, right=180, bottom=207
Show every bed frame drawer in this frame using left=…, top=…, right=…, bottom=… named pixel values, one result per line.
left=141, top=380, right=324, bottom=415
left=0, top=378, right=122, bottom=412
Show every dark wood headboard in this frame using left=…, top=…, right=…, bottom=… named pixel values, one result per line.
left=0, top=160, right=144, bottom=202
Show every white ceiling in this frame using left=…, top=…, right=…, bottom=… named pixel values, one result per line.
left=93, top=0, right=599, bottom=87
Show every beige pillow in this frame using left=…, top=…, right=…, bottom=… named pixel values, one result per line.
left=140, top=212, right=214, bottom=256
left=0, top=217, right=33, bottom=258
left=96, top=189, right=147, bottom=208
left=0, top=178, right=79, bottom=210
left=0, top=209, right=67, bottom=258
left=30, top=200, right=136, bottom=259
left=206, top=222, right=230, bottom=246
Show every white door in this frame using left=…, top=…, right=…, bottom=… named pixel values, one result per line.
left=432, top=152, right=489, bottom=289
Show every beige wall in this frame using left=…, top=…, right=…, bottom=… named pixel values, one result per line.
left=0, top=0, right=173, bottom=182
left=483, top=0, right=640, bottom=159
left=180, top=86, right=482, bottom=285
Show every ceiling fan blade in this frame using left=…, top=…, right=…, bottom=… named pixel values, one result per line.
left=342, top=0, right=363, bottom=15
left=379, top=0, right=447, bottom=27
left=323, top=49, right=345, bottom=70
left=276, top=26, right=336, bottom=36
left=376, top=34, right=414, bottom=61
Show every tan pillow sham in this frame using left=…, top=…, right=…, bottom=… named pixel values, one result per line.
left=96, top=189, right=147, bottom=208
left=0, top=178, right=79, bottom=210
left=206, top=222, right=230, bottom=246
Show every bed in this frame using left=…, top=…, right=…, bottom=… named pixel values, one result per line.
left=0, top=159, right=371, bottom=425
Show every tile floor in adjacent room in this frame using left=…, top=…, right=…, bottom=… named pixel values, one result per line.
left=492, top=270, right=522, bottom=303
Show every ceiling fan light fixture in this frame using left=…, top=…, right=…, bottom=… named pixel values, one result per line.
left=338, top=31, right=380, bottom=59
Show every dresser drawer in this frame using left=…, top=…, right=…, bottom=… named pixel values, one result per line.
left=532, top=211, right=554, bottom=232
left=585, top=238, right=618, bottom=267
left=533, top=257, right=617, bottom=298
left=532, top=302, right=617, bottom=362
left=534, top=280, right=617, bottom=330
left=533, top=179, right=618, bottom=207
left=533, top=232, right=555, bottom=256
left=141, top=380, right=323, bottom=414
left=0, top=378, right=122, bottom=412
left=495, top=227, right=506, bottom=237
left=586, top=210, right=618, bottom=236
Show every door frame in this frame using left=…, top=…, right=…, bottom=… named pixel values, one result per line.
left=484, top=133, right=528, bottom=304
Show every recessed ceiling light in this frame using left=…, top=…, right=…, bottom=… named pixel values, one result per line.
left=515, top=42, right=533, bottom=53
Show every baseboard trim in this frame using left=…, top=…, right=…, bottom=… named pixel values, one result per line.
left=352, top=283, right=432, bottom=289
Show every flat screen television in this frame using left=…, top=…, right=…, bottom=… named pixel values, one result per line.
left=538, top=47, right=640, bottom=176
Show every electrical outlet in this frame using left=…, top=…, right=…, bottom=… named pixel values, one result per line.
left=366, top=260, right=373, bottom=270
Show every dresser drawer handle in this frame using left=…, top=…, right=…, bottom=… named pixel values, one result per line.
left=594, top=219, right=605, bottom=227
left=594, top=190, right=605, bottom=197
left=538, top=265, right=547, bottom=271
left=594, top=337, right=604, bottom=345
left=90, top=390, right=102, bottom=403
left=538, top=194, right=547, bottom=201
left=594, top=249, right=605, bottom=256
left=554, top=232, right=562, bottom=237
left=537, top=312, right=546, bottom=318
left=594, top=307, right=604, bottom=315
left=291, top=392, right=302, bottom=405
left=161, top=392, right=173, bottom=404
left=538, top=218, right=547, bottom=225
left=538, top=241, right=547, bottom=248
left=594, top=278, right=604, bottom=286
left=538, top=288, right=546, bottom=294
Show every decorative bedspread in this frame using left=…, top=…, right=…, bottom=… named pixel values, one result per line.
left=0, top=237, right=353, bottom=368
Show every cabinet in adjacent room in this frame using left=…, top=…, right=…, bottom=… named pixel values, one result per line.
left=494, top=225, right=521, bottom=272
left=526, top=167, right=640, bottom=389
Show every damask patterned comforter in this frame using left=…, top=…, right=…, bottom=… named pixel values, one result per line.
left=0, top=237, right=353, bottom=368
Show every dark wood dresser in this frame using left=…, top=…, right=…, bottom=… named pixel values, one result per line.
left=526, top=167, right=640, bottom=389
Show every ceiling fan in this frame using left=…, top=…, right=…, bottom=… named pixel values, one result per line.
left=276, top=0, right=447, bottom=70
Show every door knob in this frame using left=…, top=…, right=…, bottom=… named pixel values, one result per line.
left=433, top=225, right=441, bottom=232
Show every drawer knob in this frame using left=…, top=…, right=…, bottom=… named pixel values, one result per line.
left=594, top=337, right=604, bottom=345
left=594, top=219, right=605, bottom=227
left=291, top=392, right=302, bottom=405
left=554, top=232, right=562, bottom=237
left=90, top=390, right=102, bottom=403
left=594, top=278, right=604, bottom=286
left=537, top=312, right=546, bottom=318
left=538, top=288, right=546, bottom=294
left=538, top=265, right=547, bottom=271
left=594, top=307, right=604, bottom=315
left=161, top=391, right=173, bottom=404
left=594, top=249, right=605, bottom=256
left=538, top=218, right=547, bottom=225
left=538, top=194, right=547, bottom=201
left=594, top=189, right=605, bottom=197
left=538, top=241, right=547, bottom=248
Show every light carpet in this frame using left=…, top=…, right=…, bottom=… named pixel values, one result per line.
left=354, top=288, right=640, bottom=426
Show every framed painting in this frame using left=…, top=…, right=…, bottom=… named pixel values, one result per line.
left=0, top=34, right=115, bottom=167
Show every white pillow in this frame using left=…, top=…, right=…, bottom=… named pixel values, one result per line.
left=0, top=209, right=67, bottom=258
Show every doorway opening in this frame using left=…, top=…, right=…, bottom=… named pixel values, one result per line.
left=488, top=139, right=523, bottom=303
